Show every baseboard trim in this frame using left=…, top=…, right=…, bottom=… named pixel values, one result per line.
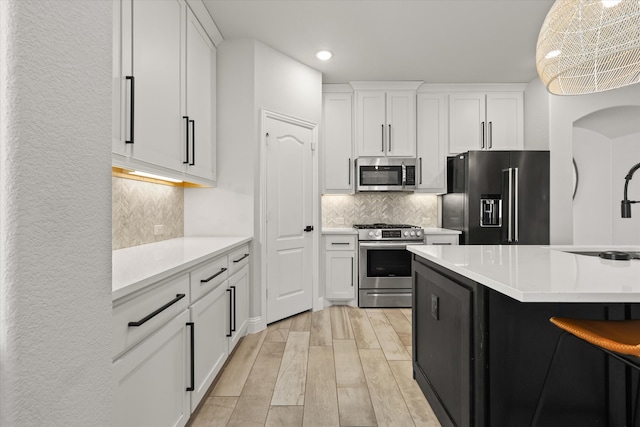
left=248, top=316, right=266, bottom=334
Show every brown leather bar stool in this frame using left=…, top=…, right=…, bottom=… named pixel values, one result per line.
left=531, top=317, right=640, bottom=426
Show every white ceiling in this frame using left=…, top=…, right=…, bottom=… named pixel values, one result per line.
left=202, top=0, right=555, bottom=84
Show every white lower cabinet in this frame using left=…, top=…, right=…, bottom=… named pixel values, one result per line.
left=113, top=309, right=191, bottom=427
left=189, top=283, right=229, bottom=412
left=114, top=242, right=251, bottom=425
left=228, top=264, right=249, bottom=352
left=425, top=233, right=460, bottom=245
left=324, top=234, right=357, bottom=301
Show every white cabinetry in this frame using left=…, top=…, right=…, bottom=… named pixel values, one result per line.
left=113, top=241, right=251, bottom=425
left=324, top=234, right=356, bottom=301
left=416, top=92, right=448, bottom=193
left=113, top=0, right=217, bottom=185
left=449, top=91, right=523, bottom=154
left=322, top=91, right=354, bottom=194
left=352, top=82, right=422, bottom=158
left=425, top=233, right=459, bottom=245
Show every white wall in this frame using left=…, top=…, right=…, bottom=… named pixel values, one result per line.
left=547, top=84, right=640, bottom=244
left=0, top=1, right=112, bottom=425
left=184, top=39, right=322, bottom=329
left=572, top=128, right=613, bottom=245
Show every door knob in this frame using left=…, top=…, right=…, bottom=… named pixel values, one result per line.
left=304, top=226, right=314, bottom=232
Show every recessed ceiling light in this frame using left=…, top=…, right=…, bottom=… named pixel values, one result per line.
left=316, top=50, right=332, bottom=61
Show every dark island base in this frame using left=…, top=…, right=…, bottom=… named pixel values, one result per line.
left=412, top=255, right=640, bottom=427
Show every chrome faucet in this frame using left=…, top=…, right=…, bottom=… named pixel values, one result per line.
left=621, top=162, right=640, bottom=218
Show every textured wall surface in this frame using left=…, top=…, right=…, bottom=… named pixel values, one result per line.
left=322, top=193, right=438, bottom=228
left=112, top=177, right=184, bottom=249
left=0, top=1, right=112, bottom=425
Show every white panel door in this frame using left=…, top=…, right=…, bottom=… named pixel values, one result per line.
left=355, top=91, right=386, bottom=156
left=130, top=0, right=185, bottom=171
left=189, top=284, right=228, bottom=413
left=449, top=92, right=486, bottom=154
left=386, top=91, right=416, bottom=157
left=185, top=8, right=216, bottom=181
left=113, top=310, right=190, bottom=427
left=486, top=92, right=524, bottom=150
left=322, top=93, right=353, bottom=193
left=265, top=114, right=314, bottom=324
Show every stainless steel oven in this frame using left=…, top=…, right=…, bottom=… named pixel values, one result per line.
left=354, top=224, right=424, bottom=308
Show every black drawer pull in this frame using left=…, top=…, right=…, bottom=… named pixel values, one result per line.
left=127, top=294, right=186, bottom=327
left=233, top=253, right=249, bottom=263
left=331, top=242, right=350, bottom=246
left=432, top=242, right=453, bottom=245
left=201, top=267, right=227, bottom=283
left=125, top=76, right=135, bottom=144
left=186, top=322, right=195, bottom=391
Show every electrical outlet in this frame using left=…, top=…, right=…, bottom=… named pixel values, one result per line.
left=154, top=224, right=164, bottom=235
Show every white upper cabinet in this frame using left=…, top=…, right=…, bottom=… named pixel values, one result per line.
left=113, top=0, right=218, bottom=185
left=322, top=92, right=354, bottom=194
left=449, top=91, right=523, bottom=154
left=185, top=8, right=216, bottom=182
left=416, top=93, right=448, bottom=193
left=352, top=82, right=421, bottom=158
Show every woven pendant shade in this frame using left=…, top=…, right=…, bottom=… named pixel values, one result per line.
left=536, top=0, right=640, bottom=95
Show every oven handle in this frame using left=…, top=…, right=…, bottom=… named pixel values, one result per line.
left=359, top=242, right=410, bottom=250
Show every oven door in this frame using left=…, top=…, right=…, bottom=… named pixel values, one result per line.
left=358, top=241, right=412, bottom=290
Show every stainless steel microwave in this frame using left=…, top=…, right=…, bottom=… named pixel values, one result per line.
left=356, top=158, right=416, bottom=192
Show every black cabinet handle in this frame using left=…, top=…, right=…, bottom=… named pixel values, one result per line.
left=233, top=254, right=249, bottom=263
left=127, top=294, right=185, bottom=327
left=331, top=242, right=350, bottom=246
left=388, top=124, right=391, bottom=152
left=231, top=285, right=237, bottom=332
left=226, top=289, right=232, bottom=337
left=381, top=124, right=384, bottom=152
left=200, top=267, right=227, bottom=283
left=186, top=322, right=195, bottom=391
left=419, top=157, right=423, bottom=185
left=351, top=257, right=354, bottom=287
left=183, top=116, right=190, bottom=164
left=189, top=119, right=195, bottom=166
left=125, top=76, right=135, bottom=144
left=488, top=121, right=493, bottom=149
left=348, top=158, right=351, bottom=185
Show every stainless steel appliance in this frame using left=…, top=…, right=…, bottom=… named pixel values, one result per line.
left=356, top=158, right=416, bottom=192
left=355, top=223, right=424, bottom=307
left=442, top=150, right=549, bottom=244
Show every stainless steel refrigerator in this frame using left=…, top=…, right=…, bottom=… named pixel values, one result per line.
left=442, top=150, right=550, bottom=245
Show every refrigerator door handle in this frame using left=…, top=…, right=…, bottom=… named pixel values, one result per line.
left=513, top=167, right=519, bottom=243
left=502, top=168, right=514, bottom=243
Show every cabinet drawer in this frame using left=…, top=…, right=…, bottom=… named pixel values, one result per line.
left=113, top=273, right=189, bottom=359
left=325, top=235, right=356, bottom=251
left=190, top=255, right=228, bottom=303
left=425, top=234, right=459, bottom=245
left=228, top=244, right=250, bottom=276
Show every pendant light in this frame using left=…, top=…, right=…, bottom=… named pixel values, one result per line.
left=536, top=0, right=640, bottom=95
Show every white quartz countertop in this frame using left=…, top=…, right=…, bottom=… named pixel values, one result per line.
left=407, top=244, right=640, bottom=303
left=113, top=236, right=252, bottom=301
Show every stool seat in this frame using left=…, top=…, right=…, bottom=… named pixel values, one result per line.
left=550, top=317, right=640, bottom=358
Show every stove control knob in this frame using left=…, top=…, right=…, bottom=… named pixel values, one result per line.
left=410, top=231, right=416, bottom=237
left=416, top=231, right=422, bottom=237
left=368, top=231, right=374, bottom=237
left=404, top=231, right=409, bottom=237
left=375, top=231, right=381, bottom=237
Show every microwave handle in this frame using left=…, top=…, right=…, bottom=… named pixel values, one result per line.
left=401, top=162, right=406, bottom=188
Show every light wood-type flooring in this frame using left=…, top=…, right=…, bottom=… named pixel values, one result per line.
left=189, top=306, right=441, bottom=427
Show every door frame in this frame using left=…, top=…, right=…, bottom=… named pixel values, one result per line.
left=259, top=109, right=321, bottom=329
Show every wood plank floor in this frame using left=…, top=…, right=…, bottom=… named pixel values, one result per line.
left=189, top=306, right=440, bottom=427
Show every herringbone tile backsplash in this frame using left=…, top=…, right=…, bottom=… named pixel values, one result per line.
left=112, top=177, right=184, bottom=250
left=322, top=194, right=438, bottom=228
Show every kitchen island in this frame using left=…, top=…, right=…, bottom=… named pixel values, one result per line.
left=407, top=244, right=640, bottom=427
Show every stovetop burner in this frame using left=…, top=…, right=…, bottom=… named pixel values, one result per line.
left=353, top=223, right=420, bottom=230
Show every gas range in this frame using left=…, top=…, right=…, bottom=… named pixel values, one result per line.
left=353, top=223, right=424, bottom=242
